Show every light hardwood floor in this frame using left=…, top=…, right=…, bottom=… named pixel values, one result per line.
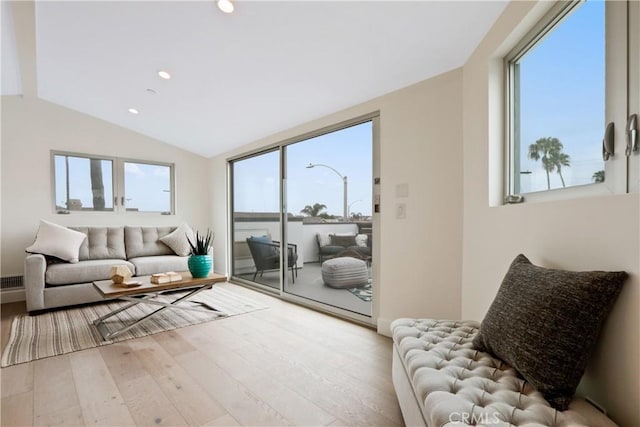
left=0, top=283, right=403, bottom=426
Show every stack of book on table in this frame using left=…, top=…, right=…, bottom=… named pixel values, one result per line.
left=150, top=271, right=183, bottom=284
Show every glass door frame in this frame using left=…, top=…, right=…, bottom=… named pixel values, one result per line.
left=227, top=147, right=283, bottom=292
left=227, top=112, right=380, bottom=326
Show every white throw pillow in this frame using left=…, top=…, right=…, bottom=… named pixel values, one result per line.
left=26, top=220, right=87, bottom=263
left=355, top=234, right=368, bottom=247
left=159, top=223, right=195, bottom=257
left=317, top=233, right=331, bottom=247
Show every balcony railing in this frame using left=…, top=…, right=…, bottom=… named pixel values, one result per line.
left=233, top=213, right=371, bottom=274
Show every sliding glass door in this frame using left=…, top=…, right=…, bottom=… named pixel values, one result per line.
left=229, top=116, right=377, bottom=320
left=230, top=150, right=281, bottom=289
left=283, top=121, right=373, bottom=316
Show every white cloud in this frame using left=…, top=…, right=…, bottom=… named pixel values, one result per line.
left=153, top=166, right=170, bottom=177
left=125, top=163, right=145, bottom=177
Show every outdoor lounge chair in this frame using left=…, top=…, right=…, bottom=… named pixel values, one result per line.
left=246, top=236, right=298, bottom=283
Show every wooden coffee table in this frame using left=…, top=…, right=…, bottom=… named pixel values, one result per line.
left=92, top=272, right=227, bottom=340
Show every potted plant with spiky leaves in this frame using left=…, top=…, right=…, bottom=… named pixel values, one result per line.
left=187, top=229, right=214, bottom=278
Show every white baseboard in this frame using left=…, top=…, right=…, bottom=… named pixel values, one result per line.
left=377, top=317, right=393, bottom=337
left=1, top=289, right=26, bottom=303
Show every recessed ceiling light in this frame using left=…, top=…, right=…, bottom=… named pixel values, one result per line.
left=158, top=70, right=171, bottom=80
left=128, top=108, right=139, bottom=115
left=217, top=0, right=234, bottom=14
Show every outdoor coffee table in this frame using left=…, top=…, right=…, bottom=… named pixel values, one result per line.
left=92, top=272, right=227, bottom=340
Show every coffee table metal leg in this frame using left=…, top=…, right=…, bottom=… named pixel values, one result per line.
left=93, top=294, right=155, bottom=324
left=93, top=284, right=227, bottom=340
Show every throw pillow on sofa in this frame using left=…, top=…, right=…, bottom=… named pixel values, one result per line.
left=26, top=220, right=87, bottom=263
left=472, top=254, right=627, bottom=410
left=330, top=234, right=357, bottom=247
left=355, top=234, right=368, bottom=247
left=316, top=233, right=332, bottom=247
left=159, top=223, right=195, bottom=257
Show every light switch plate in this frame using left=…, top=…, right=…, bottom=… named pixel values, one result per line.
left=396, top=183, right=409, bottom=198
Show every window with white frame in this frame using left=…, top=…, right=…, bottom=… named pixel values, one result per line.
left=123, top=161, right=173, bottom=213
left=52, top=152, right=175, bottom=214
left=53, top=153, right=114, bottom=212
left=505, top=0, right=638, bottom=200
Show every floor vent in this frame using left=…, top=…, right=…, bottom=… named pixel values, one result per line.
left=1, top=276, right=24, bottom=290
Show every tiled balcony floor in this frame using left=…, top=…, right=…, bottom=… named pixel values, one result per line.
left=235, top=262, right=372, bottom=316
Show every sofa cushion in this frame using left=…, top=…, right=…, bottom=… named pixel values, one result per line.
left=129, top=255, right=188, bottom=276
left=330, top=234, right=357, bottom=247
left=472, top=254, right=627, bottom=410
left=26, top=220, right=87, bottom=263
left=125, top=226, right=175, bottom=258
left=70, top=226, right=126, bottom=261
left=45, top=259, right=135, bottom=286
left=159, top=223, right=195, bottom=257
left=319, top=245, right=344, bottom=256
left=348, top=246, right=371, bottom=257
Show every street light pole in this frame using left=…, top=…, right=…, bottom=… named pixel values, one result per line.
left=342, top=175, right=347, bottom=221
left=306, top=163, right=348, bottom=221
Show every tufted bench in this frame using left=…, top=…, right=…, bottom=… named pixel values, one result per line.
left=391, top=319, right=617, bottom=426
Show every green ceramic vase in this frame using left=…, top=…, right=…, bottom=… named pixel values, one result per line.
left=188, top=255, right=212, bottom=278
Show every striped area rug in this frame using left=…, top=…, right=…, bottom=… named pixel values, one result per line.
left=1, top=285, right=268, bottom=367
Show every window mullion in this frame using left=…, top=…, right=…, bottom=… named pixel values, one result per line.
left=115, top=158, right=125, bottom=214
left=604, top=0, right=629, bottom=195
left=627, top=0, right=640, bottom=193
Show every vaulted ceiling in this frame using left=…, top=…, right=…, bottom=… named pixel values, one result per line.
left=2, top=1, right=508, bottom=158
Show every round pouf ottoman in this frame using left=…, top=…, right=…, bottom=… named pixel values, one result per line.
left=321, top=257, right=369, bottom=288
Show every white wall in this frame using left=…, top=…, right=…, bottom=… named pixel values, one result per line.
left=209, top=69, right=465, bottom=332
left=462, top=2, right=639, bottom=425
left=1, top=96, right=212, bottom=276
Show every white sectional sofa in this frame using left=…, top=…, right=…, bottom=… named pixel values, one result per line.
left=24, top=225, right=188, bottom=313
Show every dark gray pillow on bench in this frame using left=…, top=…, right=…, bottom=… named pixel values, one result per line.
left=330, top=234, right=356, bottom=247
left=472, top=254, right=627, bottom=410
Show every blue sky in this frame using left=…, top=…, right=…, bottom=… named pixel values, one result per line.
left=123, top=162, right=171, bottom=211
left=233, top=121, right=373, bottom=217
left=517, top=0, right=604, bottom=192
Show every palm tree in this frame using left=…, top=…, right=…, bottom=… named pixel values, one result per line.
left=528, top=137, right=569, bottom=190
left=592, top=170, right=605, bottom=183
left=551, top=151, right=571, bottom=188
left=90, top=159, right=105, bottom=210
left=300, top=203, right=327, bottom=217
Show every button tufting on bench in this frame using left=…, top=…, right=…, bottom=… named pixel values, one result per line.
left=391, top=318, right=616, bottom=427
